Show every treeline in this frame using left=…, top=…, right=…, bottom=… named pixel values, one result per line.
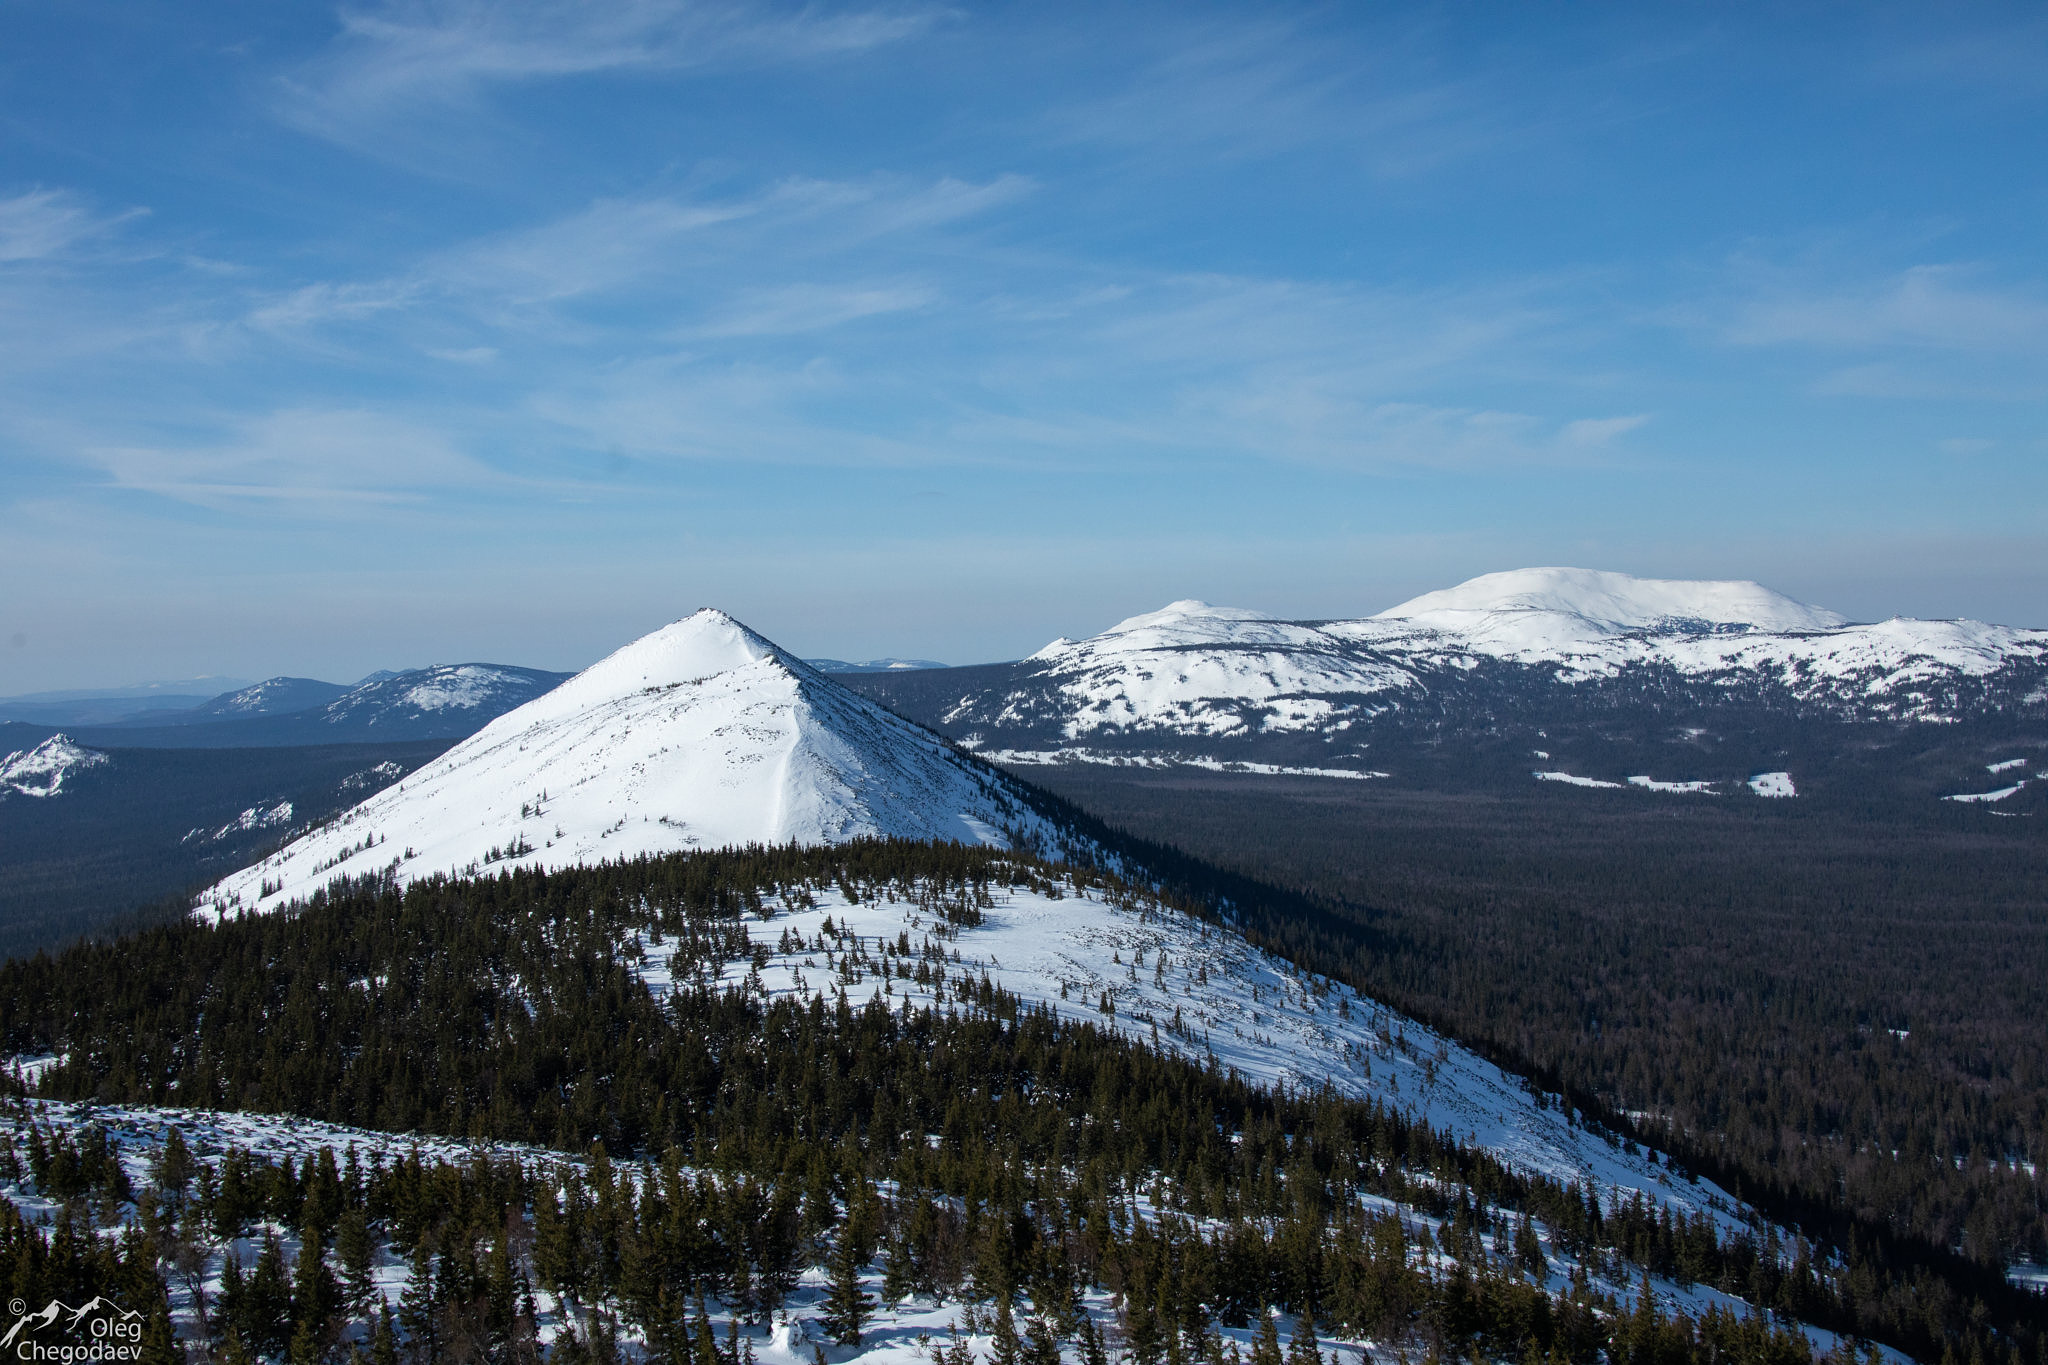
left=0, top=844, right=2037, bottom=1360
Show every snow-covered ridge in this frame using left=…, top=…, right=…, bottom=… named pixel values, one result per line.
left=649, top=872, right=1758, bottom=1238
left=199, top=611, right=1063, bottom=918
left=948, top=570, right=2048, bottom=748
left=0, top=735, right=108, bottom=798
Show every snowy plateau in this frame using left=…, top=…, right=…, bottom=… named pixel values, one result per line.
left=893, top=568, right=2048, bottom=777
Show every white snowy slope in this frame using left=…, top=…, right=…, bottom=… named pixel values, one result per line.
left=199, top=611, right=1060, bottom=919
left=947, top=569, right=2048, bottom=751
left=652, top=871, right=1761, bottom=1235
left=0, top=734, right=108, bottom=798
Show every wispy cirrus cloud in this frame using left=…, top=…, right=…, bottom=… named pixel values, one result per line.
left=1725, top=264, right=2048, bottom=353
left=89, top=408, right=494, bottom=509
left=236, top=174, right=1028, bottom=337
left=280, top=0, right=942, bottom=150
left=1706, top=259, right=2048, bottom=401
left=0, top=189, right=146, bottom=263
left=1051, top=27, right=1510, bottom=178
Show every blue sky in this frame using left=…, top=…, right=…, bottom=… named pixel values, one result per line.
left=4, top=1, right=2047, bottom=688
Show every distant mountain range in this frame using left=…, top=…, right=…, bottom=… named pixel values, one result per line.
left=836, top=568, right=2048, bottom=809
left=1, top=663, right=573, bottom=748
left=805, top=656, right=948, bottom=673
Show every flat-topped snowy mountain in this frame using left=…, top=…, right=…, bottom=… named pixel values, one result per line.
left=1365, top=566, right=1847, bottom=650
left=199, top=611, right=1061, bottom=918
left=839, top=569, right=2048, bottom=800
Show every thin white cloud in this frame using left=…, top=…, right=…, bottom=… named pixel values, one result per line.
left=1725, top=264, right=2048, bottom=353
left=691, top=282, right=934, bottom=336
left=1561, top=414, right=1650, bottom=446
left=89, top=409, right=495, bottom=509
left=281, top=0, right=941, bottom=146
left=0, top=189, right=145, bottom=263
left=237, top=174, right=1026, bottom=340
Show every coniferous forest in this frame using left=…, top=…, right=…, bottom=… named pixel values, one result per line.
left=1009, top=767, right=2048, bottom=1279
left=0, top=843, right=2040, bottom=1364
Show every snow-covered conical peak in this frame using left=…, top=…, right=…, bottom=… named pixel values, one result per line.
left=1375, top=568, right=1845, bottom=637
left=198, top=611, right=1066, bottom=919
left=512, top=609, right=793, bottom=724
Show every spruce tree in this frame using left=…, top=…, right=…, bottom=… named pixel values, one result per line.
left=371, top=1303, right=400, bottom=1365
left=1283, top=1316, right=1321, bottom=1365
left=1249, top=1314, right=1282, bottom=1365
left=822, top=1233, right=873, bottom=1346
left=989, top=1295, right=1023, bottom=1365
left=336, top=1206, right=376, bottom=1310
left=1124, top=1291, right=1164, bottom=1365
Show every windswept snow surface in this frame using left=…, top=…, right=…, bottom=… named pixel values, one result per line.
left=0, top=735, right=108, bottom=797
left=200, top=612, right=1058, bottom=918
left=642, top=876, right=1757, bottom=1239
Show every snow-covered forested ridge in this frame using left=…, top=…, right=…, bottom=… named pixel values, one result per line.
left=0, top=905, right=1898, bottom=1365
left=3, top=844, right=2008, bottom=1360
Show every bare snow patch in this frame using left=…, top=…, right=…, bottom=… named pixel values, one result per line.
left=1534, top=771, right=1624, bottom=789
left=1988, top=757, right=2028, bottom=774
left=1748, top=771, right=1796, bottom=798
left=1627, top=776, right=1719, bottom=794
left=980, top=748, right=1384, bottom=780
left=1946, top=783, right=2026, bottom=804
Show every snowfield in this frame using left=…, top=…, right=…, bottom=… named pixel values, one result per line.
left=199, top=613, right=1064, bottom=919
left=1748, top=772, right=1796, bottom=799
